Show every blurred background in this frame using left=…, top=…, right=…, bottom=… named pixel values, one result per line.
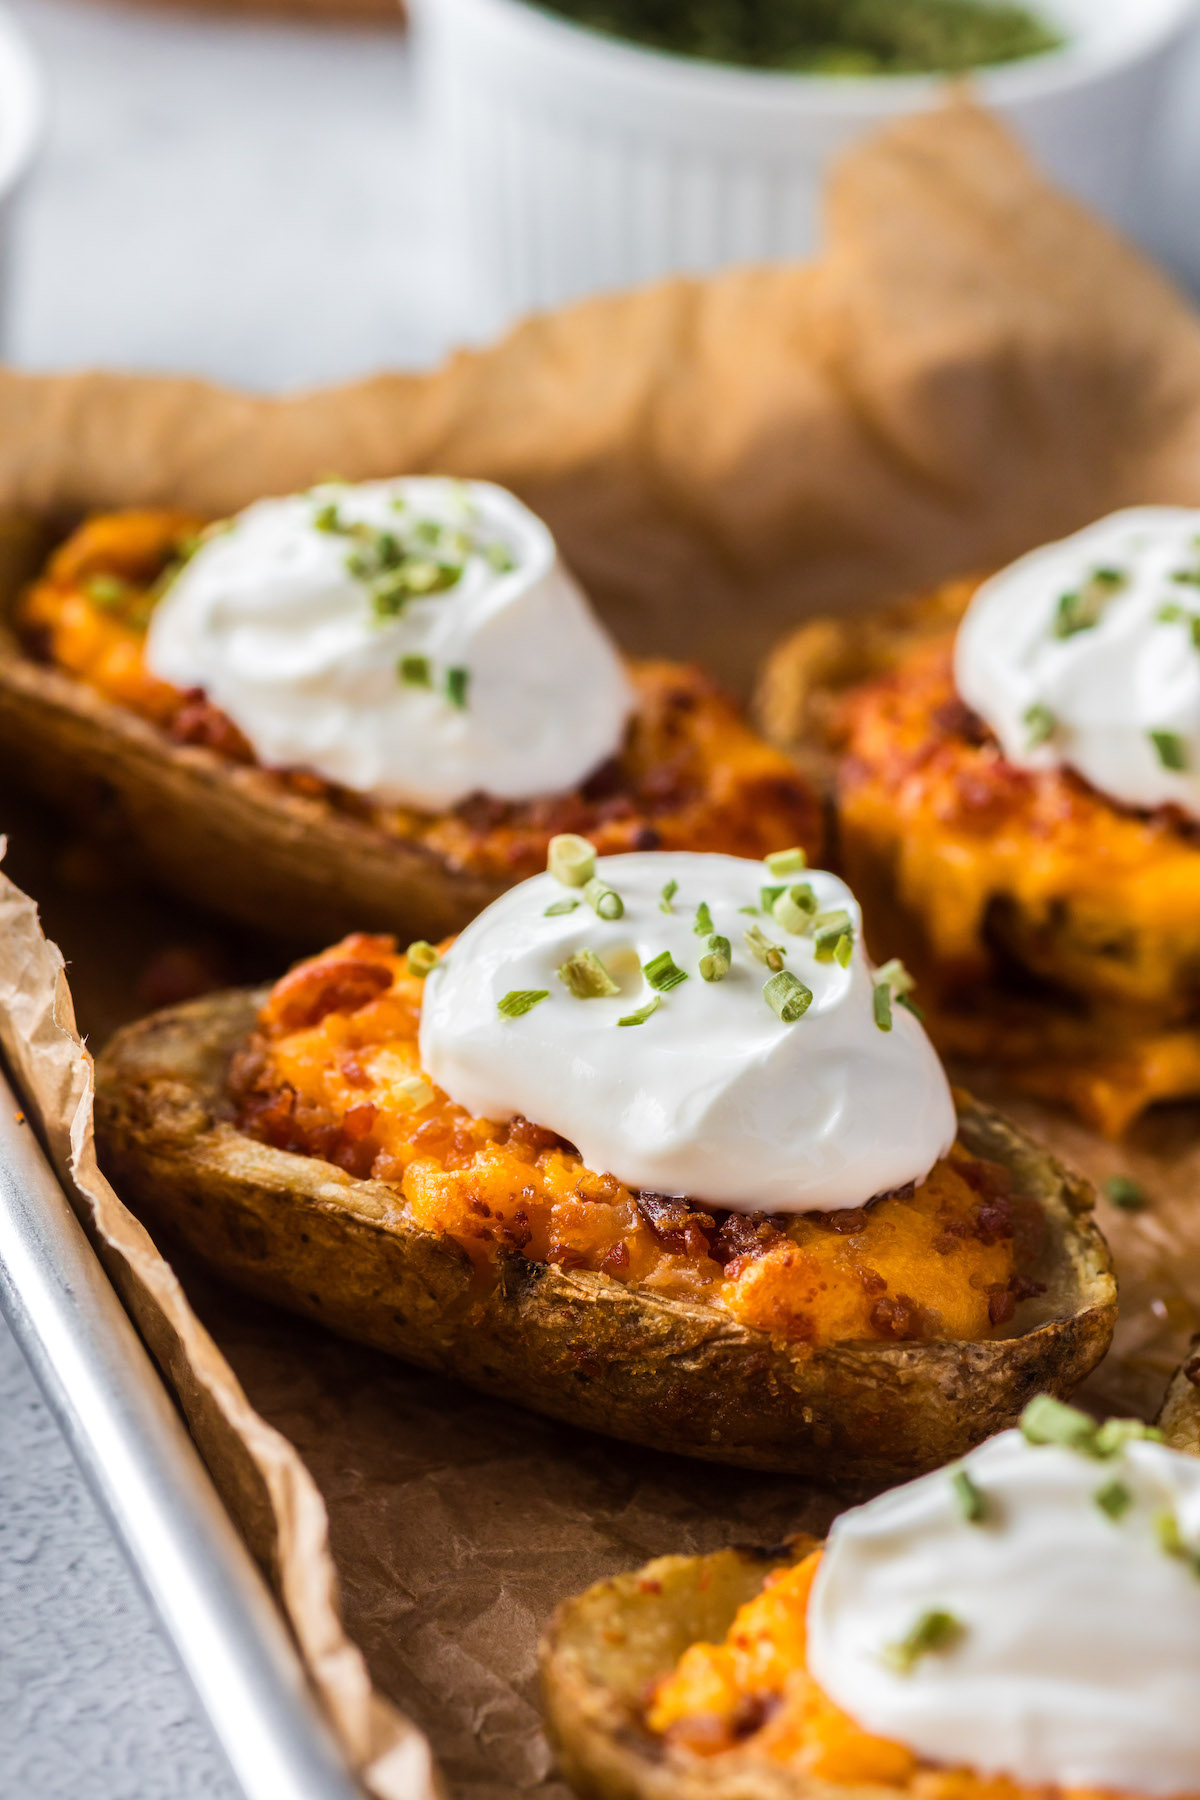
left=4, top=0, right=1200, bottom=391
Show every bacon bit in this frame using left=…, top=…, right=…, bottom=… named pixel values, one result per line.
left=600, top=1240, right=631, bottom=1276
left=710, top=1212, right=783, bottom=1268
left=266, top=954, right=395, bottom=1034
left=869, top=1293, right=933, bottom=1340
left=636, top=1192, right=717, bottom=1260
left=547, top=1245, right=589, bottom=1272
left=730, top=1693, right=780, bottom=1742
left=807, top=1205, right=872, bottom=1237
left=857, top=1268, right=888, bottom=1297
left=338, top=1051, right=373, bottom=1090
left=932, top=696, right=991, bottom=747
left=168, top=690, right=255, bottom=762
left=342, top=1104, right=378, bottom=1141
left=637, top=1577, right=663, bottom=1595
left=500, top=1115, right=570, bottom=1158
left=499, top=1209, right=532, bottom=1250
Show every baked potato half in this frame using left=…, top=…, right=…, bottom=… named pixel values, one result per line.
left=94, top=986, right=1116, bottom=1482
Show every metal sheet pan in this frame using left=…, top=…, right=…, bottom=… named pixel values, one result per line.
left=0, top=1057, right=366, bottom=1800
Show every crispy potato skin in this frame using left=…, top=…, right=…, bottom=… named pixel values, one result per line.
left=94, top=990, right=1115, bottom=1482
left=1, top=510, right=820, bottom=945
left=757, top=584, right=1200, bottom=1137
left=1158, top=1340, right=1200, bottom=1454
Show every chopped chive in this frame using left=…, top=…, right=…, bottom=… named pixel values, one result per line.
left=874, top=957, right=916, bottom=997
left=1153, top=1509, right=1200, bottom=1576
left=1020, top=1395, right=1100, bottom=1453
left=1024, top=703, right=1057, bottom=750
left=813, top=909, right=854, bottom=963
left=763, top=969, right=812, bottom=1023
left=1095, top=1479, right=1133, bottom=1522
left=1172, top=567, right=1200, bottom=587
left=834, top=933, right=854, bottom=969
left=699, top=935, right=731, bottom=982
left=396, top=1072, right=434, bottom=1109
left=1150, top=730, right=1187, bottom=771
left=584, top=876, right=624, bottom=921
left=618, top=995, right=661, bottom=1027
left=557, top=948, right=619, bottom=999
left=1092, top=1417, right=1163, bottom=1456
left=498, top=989, right=549, bottom=1019
left=485, top=542, right=516, bottom=573
left=313, top=501, right=343, bottom=532
left=881, top=1610, right=964, bottom=1676
left=1192, top=617, right=1200, bottom=651
left=446, top=666, right=470, bottom=709
left=738, top=904, right=760, bottom=917
left=405, top=940, right=439, bottom=978
left=1053, top=568, right=1126, bottom=639
left=543, top=898, right=580, bottom=917
left=765, top=847, right=808, bottom=877
left=1104, top=1175, right=1147, bottom=1212
left=693, top=901, right=714, bottom=937
left=548, top=834, right=596, bottom=888
left=760, top=884, right=786, bottom=915
left=644, top=950, right=688, bottom=993
left=1159, top=601, right=1188, bottom=623
left=772, top=883, right=818, bottom=935
left=951, top=1467, right=987, bottom=1525
left=659, top=879, right=678, bottom=914
left=399, top=654, right=432, bottom=687
left=873, top=982, right=893, bottom=1032
left=744, top=925, right=785, bottom=973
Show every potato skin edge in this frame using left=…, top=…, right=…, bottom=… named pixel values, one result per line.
left=94, top=990, right=1116, bottom=1483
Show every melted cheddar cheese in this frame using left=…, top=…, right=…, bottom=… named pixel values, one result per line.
left=228, top=934, right=1042, bottom=1346
left=17, top=509, right=821, bottom=879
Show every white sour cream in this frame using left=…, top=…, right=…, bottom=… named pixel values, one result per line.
left=955, top=507, right=1200, bottom=820
left=419, top=852, right=955, bottom=1213
left=807, top=1427, right=1200, bottom=1794
left=144, top=477, right=635, bottom=811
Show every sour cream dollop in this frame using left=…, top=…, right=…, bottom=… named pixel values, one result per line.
left=955, top=507, right=1200, bottom=820
left=419, top=852, right=955, bottom=1213
left=144, top=477, right=635, bottom=810
left=807, top=1427, right=1200, bottom=1794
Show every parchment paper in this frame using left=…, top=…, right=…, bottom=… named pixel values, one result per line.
left=4, top=99, right=1200, bottom=1800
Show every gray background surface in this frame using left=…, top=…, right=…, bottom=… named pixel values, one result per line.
left=3, top=1, right=1200, bottom=1794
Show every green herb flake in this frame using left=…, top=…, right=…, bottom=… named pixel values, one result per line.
left=446, top=666, right=470, bottom=709
left=544, top=898, right=580, bottom=916
left=548, top=833, right=596, bottom=888
left=951, top=1467, right=987, bottom=1525
left=1024, top=703, right=1057, bottom=750
left=1153, top=1509, right=1200, bottom=1578
left=760, top=884, right=786, bottom=915
left=813, top=909, right=854, bottom=964
left=1053, top=567, right=1127, bottom=639
left=772, top=883, right=819, bottom=936
left=765, top=847, right=808, bottom=877
left=1172, top=567, right=1200, bottom=588
left=398, top=654, right=432, bottom=687
left=618, top=995, right=662, bottom=1028
left=1019, top=1394, right=1101, bottom=1454
left=873, top=982, right=893, bottom=1032
left=485, top=542, right=517, bottom=573
left=1094, top=1479, right=1133, bottom=1522
left=699, top=935, right=731, bottom=983
left=1150, top=730, right=1187, bottom=771
left=763, top=969, right=812, bottom=1024
left=744, top=924, right=785, bottom=973
left=557, top=948, right=619, bottom=1000
left=694, top=901, right=714, bottom=937
left=405, top=940, right=439, bottom=978
left=738, top=904, right=760, bottom=917
left=584, top=876, right=625, bottom=921
left=1159, top=601, right=1188, bottom=623
left=881, top=1610, right=964, bottom=1677
left=1104, top=1175, right=1147, bottom=1212
left=497, top=988, right=549, bottom=1019
left=659, top=879, right=679, bottom=914
left=1092, top=1418, right=1163, bottom=1457
left=644, top=950, right=688, bottom=993
left=313, top=501, right=343, bottom=533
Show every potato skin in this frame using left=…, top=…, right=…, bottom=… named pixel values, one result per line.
left=94, top=991, right=1116, bottom=1482
left=1158, top=1341, right=1200, bottom=1455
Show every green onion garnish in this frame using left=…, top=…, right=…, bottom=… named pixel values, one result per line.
left=659, top=879, right=678, bottom=914
left=398, top=654, right=432, bottom=687
left=1092, top=1417, right=1163, bottom=1457
left=951, top=1467, right=987, bottom=1525
left=446, top=666, right=470, bottom=709
left=881, top=1610, right=964, bottom=1676
left=873, top=982, right=893, bottom=1032
left=743, top=925, right=785, bottom=973
left=760, top=884, right=786, bottom=915
left=547, top=834, right=596, bottom=888
left=772, top=883, right=818, bottom=935
left=1104, top=1175, right=1147, bottom=1212
left=584, top=876, right=624, bottom=921
left=485, top=542, right=516, bottom=573
left=1150, top=730, right=1187, bottom=771
left=1172, top=567, right=1200, bottom=587
left=544, top=898, right=580, bottom=917
left=618, top=996, right=661, bottom=1028
left=1159, top=601, right=1188, bottom=623
left=1019, top=1395, right=1100, bottom=1453
left=694, top=901, right=714, bottom=937
left=313, top=501, right=342, bottom=532
left=497, top=989, right=549, bottom=1019
left=557, top=948, right=619, bottom=999
left=763, top=969, right=812, bottom=1023
left=1024, top=703, right=1057, bottom=749
left=395, top=1071, right=434, bottom=1109
left=1052, top=568, right=1126, bottom=639
left=644, top=951, right=688, bottom=993
left=738, top=904, right=760, bottom=917
left=1153, top=1510, right=1200, bottom=1576
left=765, top=847, right=808, bottom=877
left=405, top=940, right=439, bottom=978
left=813, top=909, right=854, bottom=964
left=1094, top=1479, right=1133, bottom=1522
left=699, top=935, right=731, bottom=982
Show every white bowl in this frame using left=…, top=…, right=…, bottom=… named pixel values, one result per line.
left=412, top=0, right=1200, bottom=337
left=0, top=6, right=41, bottom=348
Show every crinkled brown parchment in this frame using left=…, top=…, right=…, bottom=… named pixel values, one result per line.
left=4, top=99, right=1200, bottom=1800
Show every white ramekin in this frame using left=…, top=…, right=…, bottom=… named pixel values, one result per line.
left=412, top=0, right=1199, bottom=337
left=0, top=6, right=41, bottom=349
